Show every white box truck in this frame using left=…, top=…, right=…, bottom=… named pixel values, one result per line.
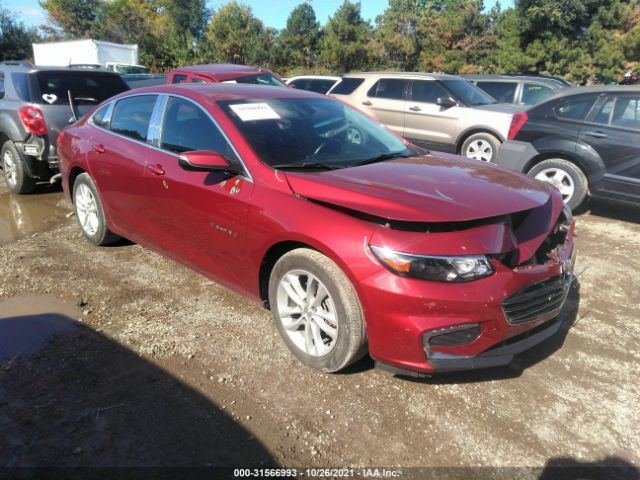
left=32, top=39, right=149, bottom=74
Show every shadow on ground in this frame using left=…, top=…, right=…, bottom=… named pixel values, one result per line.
left=0, top=313, right=275, bottom=468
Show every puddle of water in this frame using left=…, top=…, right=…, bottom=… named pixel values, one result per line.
left=0, top=294, right=80, bottom=360
left=0, top=190, right=70, bottom=245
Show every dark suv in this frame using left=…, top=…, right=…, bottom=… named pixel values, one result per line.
left=464, top=74, right=568, bottom=106
left=495, top=86, right=640, bottom=209
left=0, top=62, right=129, bottom=193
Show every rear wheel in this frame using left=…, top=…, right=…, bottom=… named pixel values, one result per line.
left=527, top=158, right=588, bottom=210
left=73, top=173, right=120, bottom=245
left=1, top=141, right=35, bottom=194
left=461, top=132, right=501, bottom=162
left=268, top=248, right=367, bottom=372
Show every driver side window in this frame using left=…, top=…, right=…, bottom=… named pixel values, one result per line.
left=160, top=97, right=230, bottom=154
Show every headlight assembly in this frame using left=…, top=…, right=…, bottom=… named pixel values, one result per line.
left=370, top=245, right=494, bottom=283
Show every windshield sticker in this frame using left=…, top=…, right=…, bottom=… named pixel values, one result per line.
left=229, top=103, right=281, bottom=121
left=42, top=93, right=57, bottom=104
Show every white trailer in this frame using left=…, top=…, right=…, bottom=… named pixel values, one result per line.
left=32, top=39, right=146, bottom=73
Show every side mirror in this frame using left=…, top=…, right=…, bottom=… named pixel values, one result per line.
left=178, top=150, right=234, bottom=172
left=436, top=97, right=457, bottom=109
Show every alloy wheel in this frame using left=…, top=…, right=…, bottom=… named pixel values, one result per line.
left=276, top=269, right=339, bottom=357
left=534, top=168, right=575, bottom=203
left=3, top=150, right=18, bottom=187
left=465, top=139, right=493, bottom=162
left=75, top=183, right=100, bottom=236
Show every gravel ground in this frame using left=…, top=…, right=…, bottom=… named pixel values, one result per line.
left=0, top=179, right=639, bottom=478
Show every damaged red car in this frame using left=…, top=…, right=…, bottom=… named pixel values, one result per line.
left=57, top=84, right=576, bottom=375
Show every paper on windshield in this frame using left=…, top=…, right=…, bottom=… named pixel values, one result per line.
left=230, top=103, right=281, bottom=121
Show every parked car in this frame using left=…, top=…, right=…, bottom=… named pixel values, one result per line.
left=329, top=72, right=521, bottom=162
left=0, top=62, right=130, bottom=193
left=464, top=74, right=567, bottom=106
left=167, top=64, right=287, bottom=87
left=495, top=85, right=640, bottom=210
left=58, top=84, right=575, bottom=376
left=286, top=75, right=341, bottom=94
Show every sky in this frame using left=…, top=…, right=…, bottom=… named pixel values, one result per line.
left=5, top=0, right=515, bottom=30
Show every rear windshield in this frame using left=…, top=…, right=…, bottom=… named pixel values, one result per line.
left=223, top=73, right=286, bottom=88
left=329, top=78, right=364, bottom=95
left=34, top=72, right=130, bottom=106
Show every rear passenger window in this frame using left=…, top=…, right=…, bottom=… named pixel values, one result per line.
left=328, top=78, right=363, bottom=95
left=521, top=83, right=554, bottom=105
left=368, top=79, right=406, bottom=100
left=11, top=73, right=31, bottom=101
left=592, top=97, right=614, bottom=125
left=172, top=74, right=188, bottom=84
left=476, top=81, right=517, bottom=103
left=160, top=97, right=229, bottom=154
left=611, top=96, right=640, bottom=130
left=110, top=95, right=157, bottom=141
left=554, top=95, right=599, bottom=121
left=410, top=80, right=449, bottom=103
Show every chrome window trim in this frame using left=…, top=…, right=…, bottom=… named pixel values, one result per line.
left=87, top=92, right=253, bottom=183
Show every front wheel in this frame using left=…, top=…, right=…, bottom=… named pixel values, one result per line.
left=461, top=132, right=501, bottom=162
left=527, top=159, right=588, bottom=210
left=268, top=248, right=367, bottom=372
left=73, top=173, right=121, bottom=245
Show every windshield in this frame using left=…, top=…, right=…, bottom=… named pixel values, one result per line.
left=219, top=98, right=414, bottom=169
left=441, top=79, right=496, bottom=106
left=223, top=73, right=286, bottom=88
left=116, top=65, right=149, bottom=75
left=35, top=72, right=130, bottom=105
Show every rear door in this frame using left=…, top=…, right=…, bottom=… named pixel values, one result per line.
left=403, top=79, right=459, bottom=150
left=579, top=93, right=640, bottom=203
left=87, top=94, right=159, bottom=234
left=359, top=78, right=407, bottom=136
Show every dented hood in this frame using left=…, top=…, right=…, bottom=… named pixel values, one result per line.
left=284, top=155, right=552, bottom=223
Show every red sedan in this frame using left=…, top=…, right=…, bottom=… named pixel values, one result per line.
left=58, top=84, right=576, bottom=375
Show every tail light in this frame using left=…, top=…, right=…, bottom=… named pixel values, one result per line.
left=18, top=105, right=48, bottom=136
left=508, top=112, right=528, bottom=140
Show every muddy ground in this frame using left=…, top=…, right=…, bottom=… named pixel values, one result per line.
left=0, top=179, right=639, bottom=478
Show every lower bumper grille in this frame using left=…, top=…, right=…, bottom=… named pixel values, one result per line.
left=502, top=275, right=571, bottom=324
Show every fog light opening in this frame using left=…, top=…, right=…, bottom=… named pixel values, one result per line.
left=422, top=323, right=481, bottom=357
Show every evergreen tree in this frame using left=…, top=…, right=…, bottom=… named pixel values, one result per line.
left=276, top=2, right=321, bottom=71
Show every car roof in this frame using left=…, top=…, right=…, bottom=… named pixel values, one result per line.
left=287, top=75, right=341, bottom=81
left=0, top=63, right=117, bottom=75
left=118, top=83, right=323, bottom=102
left=170, top=63, right=270, bottom=80
left=549, top=85, right=640, bottom=98
left=462, top=74, right=564, bottom=86
left=342, top=72, right=462, bottom=81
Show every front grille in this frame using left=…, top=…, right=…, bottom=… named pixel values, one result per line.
left=502, top=275, right=571, bottom=324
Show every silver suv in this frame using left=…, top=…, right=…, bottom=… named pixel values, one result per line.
left=329, top=72, right=522, bottom=162
left=0, top=62, right=129, bottom=193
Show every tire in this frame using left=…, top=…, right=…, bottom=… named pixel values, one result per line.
left=1, top=141, right=35, bottom=194
left=268, top=248, right=367, bottom=373
left=527, top=158, right=588, bottom=210
left=461, top=132, right=501, bottom=163
left=72, top=172, right=120, bottom=245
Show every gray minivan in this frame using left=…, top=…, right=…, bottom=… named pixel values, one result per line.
left=0, top=62, right=129, bottom=193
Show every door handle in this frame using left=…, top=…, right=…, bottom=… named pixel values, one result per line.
left=362, top=100, right=372, bottom=106
left=91, top=144, right=105, bottom=153
left=584, top=131, right=608, bottom=139
left=147, top=163, right=165, bottom=176
left=409, top=105, right=421, bottom=112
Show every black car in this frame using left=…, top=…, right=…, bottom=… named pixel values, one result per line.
left=0, top=62, right=129, bottom=193
left=495, top=86, right=640, bottom=209
left=464, top=74, right=569, bottom=106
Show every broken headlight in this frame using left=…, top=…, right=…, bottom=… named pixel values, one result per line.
left=370, top=246, right=494, bottom=283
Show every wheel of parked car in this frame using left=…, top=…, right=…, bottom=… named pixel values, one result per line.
left=527, top=159, right=588, bottom=210
left=1, top=141, right=35, bottom=194
left=73, top=173, right=121, bottom=245
left=461, top=133, right=501, bottom=162
left=268, top=248, right=367, bottom=372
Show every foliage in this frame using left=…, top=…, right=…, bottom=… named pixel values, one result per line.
left=0, top=7, right=40, bottom=61
left=275, top=2, right=322, bottom=70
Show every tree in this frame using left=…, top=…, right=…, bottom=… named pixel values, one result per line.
left=373, top=0, right=426, bottom=70
left=160, top=0, right=209, bottom=38
left=203, top=2, right=268, bottom=65
left=320, top=0, right=373, bottom=73
left=0, top=7, right=40, bottom=61
left=40, top=0, right=101, bottom=37
left=276, top=2, right=321, bottom=71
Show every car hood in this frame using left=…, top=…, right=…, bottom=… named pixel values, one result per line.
left=284, top=154, right=552, bottom=223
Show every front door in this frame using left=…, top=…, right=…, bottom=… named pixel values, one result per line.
left=142, top=95, right=254, bottom=291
